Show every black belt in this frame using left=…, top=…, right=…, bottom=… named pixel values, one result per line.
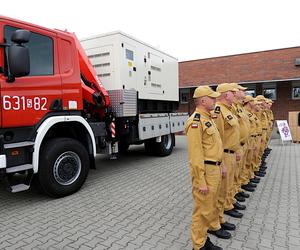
left=241, top=142, right=245, bottom=146
left=251, top=135, right=256, bottom=137
left=224, top=149, right=235, bottom=154
left=263, top=128, right=268, bottom=130
left=204, top=160, right=222, bottom=166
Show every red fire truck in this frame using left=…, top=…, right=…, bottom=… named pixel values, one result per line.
left=0, top=16, right=187, bottom=197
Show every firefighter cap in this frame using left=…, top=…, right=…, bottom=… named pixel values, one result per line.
left=193, top=85, right=220, bottom=99
left=266, top=99, right=274, bottom=103
left=230, top=82, right=247, bottom=90
left=216, top=83, right=239, bottom=93
left=255, top=95, right=267, bottom=101
left=253, top=100, right=263, bottom=105
left=244, top=95, right=255, bottom=104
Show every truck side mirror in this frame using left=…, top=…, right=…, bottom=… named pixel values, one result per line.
left=7, top=29, right=31, bottom=80
left=11, top=29, right=31, bottom=44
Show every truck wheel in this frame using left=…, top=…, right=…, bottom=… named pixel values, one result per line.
left=144, top=134, right=175, bottom=156
left=119, top=142, right=130, bottom=154
left=144, top=138, right=156, bottom=155
left=37, top=138, right=90, bottom=198
left=155, top=134, right=175, bottom=156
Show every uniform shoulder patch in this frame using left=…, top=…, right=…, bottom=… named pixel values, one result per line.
left=205, top=121, right=212, bottom=127
left=193, top=113, right=201, bottom=121
left=214, top=106, right=221, bottom=114
left=227, top=115, right=233, bottom=120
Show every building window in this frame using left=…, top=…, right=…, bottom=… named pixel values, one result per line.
left=245, top=89, right=256, bottom=97
left=180, top=88, right=190, bottom=103
left=242, top=84, right=256, bottom=97
left=292, top=87, right=300, bottom=99
left=263, top=88, right=276, bottom=100
left=292, top=81, right=300, bottom=99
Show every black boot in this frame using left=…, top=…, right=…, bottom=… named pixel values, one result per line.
left=255, top=171, right=265, bottom=177
left=234, top=202, right=246, bottom=210
left=247, top=182, right=257, bottom=188
left=208, top=228, right=231, bottom=239
left=235, top=193, right=246, bottom=202
left=224, top=208, right=243, bottom=218
left=221, top=221, right=236, bottom=231
left=238, top=191, right=250, bottom=198
left=260, top=164, right=267, bottom=168
left=201, top=237, right=223, bottom=250
left=241, top=184, right=255, bottom=192
left=260, top=161, right=266, bottom=167
left=250, top=178, right=260, bottom=184
left=253, top=176, right=261, bottom=181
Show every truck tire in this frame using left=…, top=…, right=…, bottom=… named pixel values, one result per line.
left=37, top=138, right=90, bottom=198
left=144, top=134, right=175, bottom=156
left=144, top=138, right=156, bottom=155
left=119, top=141, right=130, bottom=154
left=155, top=133, right=175, bottom=156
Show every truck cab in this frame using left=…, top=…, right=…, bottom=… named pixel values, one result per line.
left=0, top=16, right=108, bottom=197
left=0, top=17, right=87, bottom=127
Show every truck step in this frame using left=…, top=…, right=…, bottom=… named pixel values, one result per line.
left=4, top=141, right=34, bottom=149
left=6, top=164, right=33, bottom=174
left=9, top=184, right=30, bottom=193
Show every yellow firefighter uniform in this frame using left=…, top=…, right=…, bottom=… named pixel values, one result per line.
left=230, top=83, right=250, bottom=197
left=252, top=101, right=263, bottom=172
left=185, top=86, right=223, bottom=250
left=255, top=96, right=269, bottom=160
left=212, top=83, right=240, bottom=224
left=265, top=99, right=274, bottom=143
left=241, top=95, right=257, bottom=184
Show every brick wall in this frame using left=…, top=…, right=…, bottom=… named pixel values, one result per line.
left=179, top=47, right=300, bottom=87
left=272, top=82, right=300, bottom=120
left=179, top=46, right=300, bottom=121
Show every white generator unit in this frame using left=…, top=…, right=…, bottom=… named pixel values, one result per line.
left=80, top=31, right=179, bottom=102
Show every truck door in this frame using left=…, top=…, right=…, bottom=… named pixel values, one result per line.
left=1, top=24, right=62, bottom=128
left=123, top=43, right=137, bottom=89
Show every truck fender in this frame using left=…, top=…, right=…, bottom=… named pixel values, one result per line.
left=32, top=116, right=96, bottom=173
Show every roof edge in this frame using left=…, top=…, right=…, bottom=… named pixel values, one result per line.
left=179, top=45, right=300, bottom=63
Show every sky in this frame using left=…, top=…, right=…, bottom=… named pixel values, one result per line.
left=2, top=0, right=300, bottom=61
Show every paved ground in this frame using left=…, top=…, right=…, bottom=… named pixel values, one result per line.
left=0, top=136, right=299, bottom=250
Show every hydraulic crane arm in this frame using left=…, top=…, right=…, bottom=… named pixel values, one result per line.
left=71, top=33, right=111, bottom=109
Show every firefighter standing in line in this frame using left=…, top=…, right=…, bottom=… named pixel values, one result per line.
left=185, top=86, right=223, bottom=250
left=265, top=99, right=274, bottom=145
left=208, top=83, right=241, bottom=242
left=256, top=96, right=273, bottom=172
left=240, top=95, right=261, bottom=189
left=251, top=100, right=266, bottom=178
left=256, top=96, right=269, bottom=161
left=229, top=83, right=251, bottom=208
left=263, top=98, right=273, bottom=159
